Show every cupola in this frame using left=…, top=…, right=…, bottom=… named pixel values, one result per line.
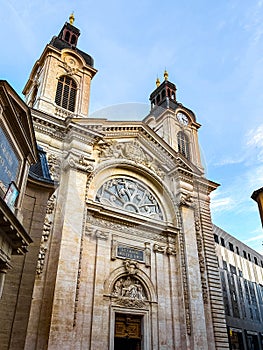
left=149, top=70, right=177, bottom=110
left=57, top=13, right=80, bottom=48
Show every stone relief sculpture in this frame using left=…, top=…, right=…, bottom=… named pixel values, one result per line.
left=97, top=140, right=165, bottom=178
left=111, top=276, right=146, bottom=308
left=95, top=177, right=164, bottom=220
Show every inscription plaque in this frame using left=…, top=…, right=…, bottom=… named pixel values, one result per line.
left=117, top=246, right=144, bottom=262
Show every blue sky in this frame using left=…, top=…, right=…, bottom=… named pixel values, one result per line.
left=1, top=0, right=263, bottom=253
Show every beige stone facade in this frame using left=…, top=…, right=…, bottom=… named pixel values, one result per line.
left=1, top=19, right=230, bottom=350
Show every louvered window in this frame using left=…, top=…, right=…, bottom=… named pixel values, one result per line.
left=177, top=131, right=190, bottom=160
left=55, top=76, right=77, bottom=112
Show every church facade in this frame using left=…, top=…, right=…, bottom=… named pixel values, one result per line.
left=0, top=17, right=230, bottom=349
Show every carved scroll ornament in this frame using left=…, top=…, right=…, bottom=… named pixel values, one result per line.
left=95, top=177, right=164, bottom=220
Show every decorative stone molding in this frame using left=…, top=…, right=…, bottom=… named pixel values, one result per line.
left=177, top=211, right=191, bottom=335
left=47, top=153, right=62, bottom=181
left=36, top=194, right=56, bottom=275
left=74, top=225, right=84, bottom=327
left=97, top=140, right=165, bottom=178
left=95, top=229, right=108, bottom=240
left=54, top=106, right=74, bottom=119
left=194, top=205, right=208, bottom=304
left=86, top=213, right=169, bottom=242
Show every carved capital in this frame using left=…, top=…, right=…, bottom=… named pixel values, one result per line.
left=153, top=243, right=166, bottom=254
left=67, top=154, right=94, bottom=173
left=95, top=230, right=108, bottom=240
left=166, top=246, right=176, bottom=256
left=178, top=192, right=194, bottom=207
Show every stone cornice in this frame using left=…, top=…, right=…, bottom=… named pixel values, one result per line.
left=86, top=201, right=178, bottom=236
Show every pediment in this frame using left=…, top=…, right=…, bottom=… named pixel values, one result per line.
left=96, top=137, right=173, bottom=179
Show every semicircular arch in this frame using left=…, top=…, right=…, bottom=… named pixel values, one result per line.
left=87, top=159, right=177, bottom=226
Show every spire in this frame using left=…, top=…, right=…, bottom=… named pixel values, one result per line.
left=69, top=12, right=75, bottom=25
left=164, top=69, right=168, bottom=81
left=156, top=77, right=160, bottom=87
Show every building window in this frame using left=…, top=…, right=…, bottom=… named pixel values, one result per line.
left=229, top=242, right=234, bottom=252
left=243, top=250, right=247, bottom=259
left=254, top=257, right=258, bottom=265
left=248, top=253, right=251, bottom=261
left=55, top=75, right=77, bottom=112
left=236, top=246, right=239, bottom=255
left=177, top=131, right=190, bottom=160
left=214, top=234, right=219, bottom=243
left=220, top=237, right=225, bottom=247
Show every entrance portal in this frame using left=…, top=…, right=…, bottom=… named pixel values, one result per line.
left=114, top=314, right=142, bottom=350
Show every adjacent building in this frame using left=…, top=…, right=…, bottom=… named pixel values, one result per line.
left=214, top=225, right=263, bottom=350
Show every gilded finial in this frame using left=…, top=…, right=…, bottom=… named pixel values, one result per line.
left=156, top=76, right=160, bottom=87
left=69, top=12, right=75, bottom=25
left=164, top=69, right=168, bottom=81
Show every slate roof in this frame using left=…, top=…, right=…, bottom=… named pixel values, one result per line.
left=29, top=146, right=54, bottom=185
left=49, top=36, right=94, bottom=67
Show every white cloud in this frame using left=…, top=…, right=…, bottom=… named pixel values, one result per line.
left=214, top=156, right=244, bottom=166
left=210, top=191, right=235, bottom=213
left=244, top=233, right=263, bottom=244
left=246, top=124, right=263, bottom=148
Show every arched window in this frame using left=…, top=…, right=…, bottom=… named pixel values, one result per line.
left=71, top=34, right=76, bottom=45
left=55, top=76, right=77, bottom=112
left=177, top=131, right=190, bottom=160
left=65, top=31, right=70, bottom=42
left=95, top=177, right=164, bottom=220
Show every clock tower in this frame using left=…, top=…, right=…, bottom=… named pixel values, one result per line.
left=144, top=71, right=204, bottom=172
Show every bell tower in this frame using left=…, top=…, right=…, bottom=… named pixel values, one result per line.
left=23, top=14, right=97, bottom=119
left=144, top=71, right=204, bottom=172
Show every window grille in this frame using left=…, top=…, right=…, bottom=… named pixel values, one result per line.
left=55, top=76, right=77, bottom=112
left=177, top=131, right=190, bottom=160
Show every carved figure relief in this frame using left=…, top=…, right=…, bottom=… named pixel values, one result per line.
left=95, top=177, right=164, bottom=220
left=111, top=276, right=146, bottom=308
